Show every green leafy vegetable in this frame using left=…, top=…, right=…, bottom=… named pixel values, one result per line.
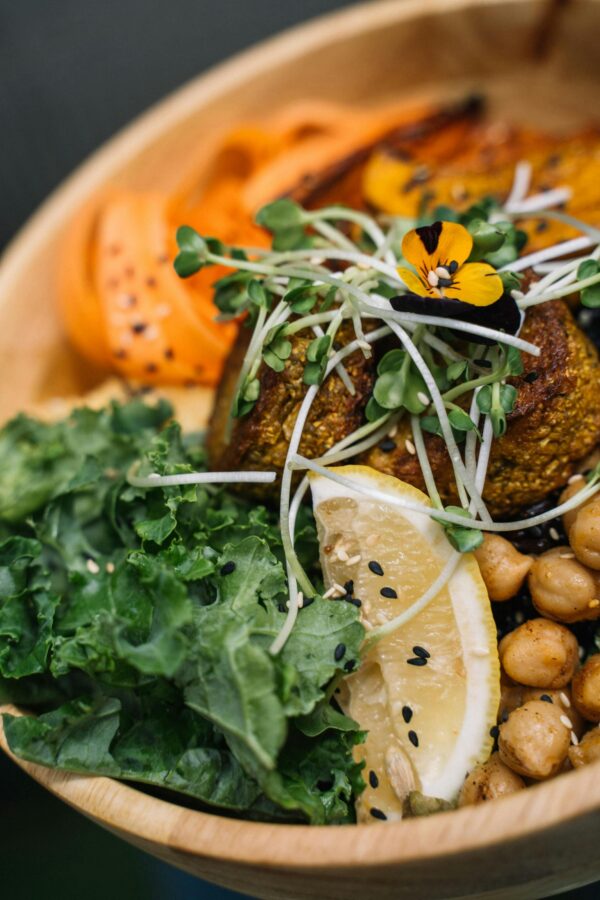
left=0, top=402, right=364, bottom=824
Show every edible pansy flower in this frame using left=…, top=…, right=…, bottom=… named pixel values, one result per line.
left=392, top=220, right=521, bottom=342
left=398, top=221, right=504, bottom=307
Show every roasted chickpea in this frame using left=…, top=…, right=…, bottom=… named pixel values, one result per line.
left=520, top=687, right=585, bottom=738
left=498, top=618, right=579, bottom=689
left=459, top=752, right=525, bottom=806
left=474, top=534, right=532, bottom=602
left=572, top=655, right=600, bottom=722
left=569, top=726, right=600, bottom=768
left=498, top=700, right=571, bottom=779
left=569, top=496, right=600, bottom=571
left=560, top=477, right=587, bottom=536
left=528, top=547, right=600, bottom=623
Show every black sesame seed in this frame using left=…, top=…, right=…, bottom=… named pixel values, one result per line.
left=407, top=657, right=427, bottom=667
left=368, top=560, right=384, bottom=576
left=349, top=598, right=362, bottom=608
left=370, top=807, right=387, bottom=821
left=344, top=580, right=354, bottom=595
left=408, top=730, right=419, bottom=748
left=402, top=705, right=413, bottom=723
left=220, top=561, right=236, bottom=576
left=473, top=358, right=492, bottom=368
left=378, top=438, right=397, bottom=453
left=380, top=587, right=397, bottom=599
left=501, top=710, right=509, bottom=723
left=301, top=595, right=314, bottom=609
left=146, top=363, right=158, bottom=374
left=131, top=322, right=147, bottom=334
left=164, top=347, right=175, bottom=360
left=540, top=694, right=553, bottom=703
left=535, top=220, right=549, bottom=234
left=524, top=371, right=539, bottom=383
left=490, top=725, right=500, bottom=739
left=412, top=645, right=430, bottom=659
left=344, top=659, right=356, bottom=672
left=448, top=260, right=459, bottom=275
left=369, top=770, right=379, bottom=789
left=334, top=643, right=346, bottom=662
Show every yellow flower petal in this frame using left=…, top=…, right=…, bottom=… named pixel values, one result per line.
left=398, top=267, right=429, bottom=296
left=443, top=262, right=504, bottom=307
left=402, top=221, right=473, bottom=272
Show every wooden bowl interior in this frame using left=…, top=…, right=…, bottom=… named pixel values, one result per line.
left=2, top=1, right=600, bottom=898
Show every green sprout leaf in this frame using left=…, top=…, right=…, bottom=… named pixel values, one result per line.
left=436, top=506, right=484, bottom=553
left=581, top=285, right=600, bottom=309
left=303, top=360, right=327, bottom=386
left=446, top=360, right=468, bottom=382
left=577, top=259, right=600, bottom=281
left=174, top=226, right=209, bottom=278
left=447, top=408, right=477, bottom=433
left=373, top=371, right=406, bottom=411
left=306, top=335, right=331, bottom=364
left=256, top=199, right=305, bottom=231
left=248, top=280, right=268, bottom=308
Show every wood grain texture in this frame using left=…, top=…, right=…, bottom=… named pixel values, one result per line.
left=2, top=1, right=600, bottom=897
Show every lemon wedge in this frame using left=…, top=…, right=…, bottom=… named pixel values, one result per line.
left=310, top=465, right=500, bottom=821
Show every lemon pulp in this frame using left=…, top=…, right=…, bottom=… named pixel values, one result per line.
left=310, top=465, right=500, bottom=821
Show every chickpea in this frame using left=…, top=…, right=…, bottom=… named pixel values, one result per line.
left=520, top=687, right=585, bottom=738
left=569, top=496, right=600, bottom=571
left=459, top=752, right=525, bottom=806
left=571, top=655, right=600, bottom=722
left=569, top=726, right=600, bottom=768
left=528, top=547, right=600, bottom=623
left=498, top=700, right=571, bottom=779
left=560, top=477, right=587, bottom=536
left=498, top=619, right=579, bottom=689
left=474, top=534, right=532, bottom=602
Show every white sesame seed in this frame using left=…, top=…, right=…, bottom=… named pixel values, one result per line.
left=310, top=256, right=325, bottom=266
left=365, top=533, right=379, bottom=548
left=86, top=559, right=100, bottom=575
left=560, top=714, right=573, bottom=729
left=155, top=303, right=171, bottom=318
left=323, top=586, right=337, bottom=599
left=356, top=262, right=371, bottom=271
left=427, top=270, right=440, bottom=287
left=405, top=439, right=416, bottom=455
left=388, top=424, right=398, bottom=438
left=472, top=647, right=490, bottom=657
left=337, top=548, right=349, bottom=562
left=568, top=473, right=585, bottom=485
left=297, top=592, right=304, bottom=609
left=363, top=620, right=373, bottom=631
left=559, top=552, right=575, bottom=559
left=417, top=392, right=430, bottom=406
left=515, top=611, right=525, bottom=624
left=346, top=554, right=362, bottom=566
left=559, top=692, right=571, bottom=708
left=144, top=325, right=160, bottom=341
left=434, top=266, right=450, bottom=280
left=105, top=562, right=115, bottom=574
left=333, top=582, right=347, bottom=596
left=549, top=527, right=560, bottom=541
left=571, top=731, right=579, bottom=745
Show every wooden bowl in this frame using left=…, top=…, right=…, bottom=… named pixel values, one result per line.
left=2, top=1, right=600, bottom=897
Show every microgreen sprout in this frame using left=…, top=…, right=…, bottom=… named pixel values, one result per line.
left=173, top=169, right=600, bottom=651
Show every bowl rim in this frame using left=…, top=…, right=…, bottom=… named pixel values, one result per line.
left=1, top=702, right=600, bottom=867
left=1, top=0, right=600, bottom=870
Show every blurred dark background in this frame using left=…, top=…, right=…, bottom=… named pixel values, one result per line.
left=0, top=2, right=598, bottom=899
